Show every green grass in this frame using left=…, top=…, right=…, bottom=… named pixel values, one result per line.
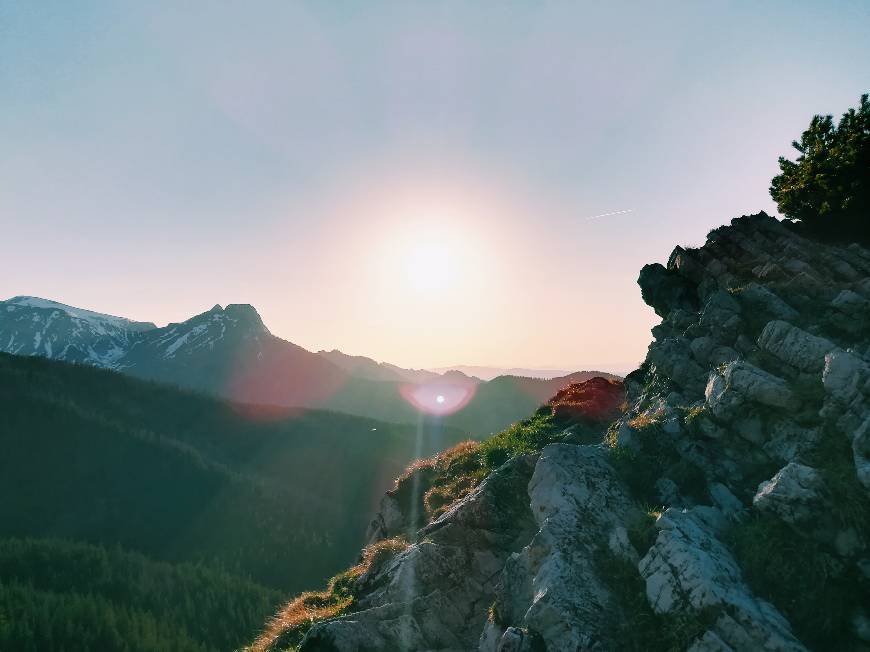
left=726, top=515, right=860, bottom=650
left=626, top=508, right=662, bottom=557
left=596, top=550, right=715, bottom=651
left=477, top=408, right=565, bottom=471
left=607, top=421, right=708, bottom=505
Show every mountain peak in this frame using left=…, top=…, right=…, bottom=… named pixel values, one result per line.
left=223, top=303, right=269, bottom=334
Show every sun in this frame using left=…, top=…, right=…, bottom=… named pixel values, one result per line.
left=404, top=241, right=456, bottom=292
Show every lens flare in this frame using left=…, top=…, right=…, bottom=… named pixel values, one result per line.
left=399, top=380, right=476, bottom=416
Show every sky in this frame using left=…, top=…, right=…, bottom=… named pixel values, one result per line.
left=1, top=1, right=868, bottom=371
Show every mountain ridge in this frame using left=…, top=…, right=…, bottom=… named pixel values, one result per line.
left=0, top=295, right=619, bottom=437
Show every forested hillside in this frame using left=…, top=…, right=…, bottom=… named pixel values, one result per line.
left=0, top=537, right=283, bottom=651
left=0, top=353, right=467, bottom=593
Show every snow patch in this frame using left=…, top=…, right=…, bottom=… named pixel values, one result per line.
left=4, top=296, right=155, bottom=332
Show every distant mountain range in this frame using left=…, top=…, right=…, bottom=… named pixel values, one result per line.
left=428, top=365, right=573, bottom=381
left=0, top=296, right=620, bottom=436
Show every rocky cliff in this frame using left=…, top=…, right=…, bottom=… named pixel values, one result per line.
left=251, top=213, right=870, bottom=652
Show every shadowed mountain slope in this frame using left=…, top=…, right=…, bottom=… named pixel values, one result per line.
left=0, top=352, right=466, bottom=593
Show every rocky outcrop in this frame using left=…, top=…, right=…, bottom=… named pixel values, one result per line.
left=256, top=214, right=870, bottom=652
left=640, top=507, right=806, bottom=651
left=626, top=213, right=870, bottom=649
left=299, top=455, right=539, bottom=651
left=752, top=463, right=825, bottom=524
left=482, top=445, right=638, bottom=651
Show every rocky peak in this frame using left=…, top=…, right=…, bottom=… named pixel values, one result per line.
left=222, top=303, right=270, bottom=334
left=0, top=295, right=156, bottom=366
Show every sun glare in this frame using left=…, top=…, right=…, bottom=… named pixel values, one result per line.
left=405, top=241, right=455, bottom=292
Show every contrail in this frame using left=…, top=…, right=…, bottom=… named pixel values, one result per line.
left=584, top=209, right=633, bottom=221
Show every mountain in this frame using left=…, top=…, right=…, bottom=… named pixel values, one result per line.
left=0, top=296, right=156, bottom=365
left=0, top=352, right=467, bottom=594
left=429, top=365, right=573, bottom=381
left=252, top=213, right=870, bottom=652
left=121, top=303, right=354, bottom=409
left=318, top=349, right=440, bottom=383
left=0, top=297, right=613, bottom=437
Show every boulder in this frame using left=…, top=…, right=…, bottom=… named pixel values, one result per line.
left=752, top=463, right=826, bottom=524
left=639, top=263, right=698, bottom=318
left=735, top=284, right=800, bottom=323
left=758, top=320, right=838, bottom=373
left=705, top=361, right=794, bottom=420
left=639, top=508, right=806, bottom=651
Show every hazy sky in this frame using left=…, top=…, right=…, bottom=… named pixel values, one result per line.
left=2, top=2, right=868, bottom=370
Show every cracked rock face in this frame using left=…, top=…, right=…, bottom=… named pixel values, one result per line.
left=639, top=507, right=806, bottom=651
left=483, top=444, right=638, bottom=652
left=752, top=463, right=825, bottom=524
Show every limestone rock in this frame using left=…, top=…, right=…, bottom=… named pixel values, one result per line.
left=489, top=444, right=637, bottom=651
left=638, top=262, right=698, bottom=318
left=366, top=493, right=405, bottom=544
left=639, top=508, right=806, bottom=651
left=705, top=361, right=794, bottom=420
left=752, top=463, right=825, bottom=524
left=263, top=214, right=870, bottom=652
left=757, top=320, right=838, bottom=373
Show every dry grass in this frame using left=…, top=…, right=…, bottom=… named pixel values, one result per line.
left=396, top=455, right=439, bottom=484
left=423, top=474, right=479, bottom=520
left=627, top=406, right=664, bottom=429
left=420, top=441, right=484, bottom=521
left=391, top=440, right=485, bottom=529
left=396, top=440, right=480, bottom=485
left=249, top=537, right=408, bottom=652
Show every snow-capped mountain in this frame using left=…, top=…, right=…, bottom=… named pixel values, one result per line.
left=119, top=303, right=351, bottom=407
left=0, top=296, right=353, bottom=408
left=0, top=296, right=156, bottom=367
left=126, top=303, right=270, bottom=365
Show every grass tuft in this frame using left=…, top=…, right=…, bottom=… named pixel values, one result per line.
left=249, top=537, right=408, bottom=652
left=607, top=421, right=708, bottom=505
left=596, top=549, right=715, bottom=651
left=477, top=411, right=564, bottom=471
left=726, top=515, right=860, bottom=650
